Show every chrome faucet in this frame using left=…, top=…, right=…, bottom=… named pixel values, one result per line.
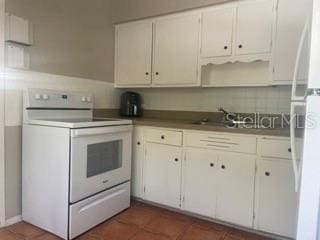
left=218, top=107, right=237, bottom=120
left=218, top=107, right=230, bottom=116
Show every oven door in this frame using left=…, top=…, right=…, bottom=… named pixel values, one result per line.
left=70, top=125, right=132, bottom=203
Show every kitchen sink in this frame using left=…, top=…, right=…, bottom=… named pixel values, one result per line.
left=192, top=120, right=231, bottom=127
left=192, top=120, right=219, bottom=126
left=192, top=120, right=271, bottom=130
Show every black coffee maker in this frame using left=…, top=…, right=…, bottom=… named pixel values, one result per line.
left=120, top=92, right=142, bottom=117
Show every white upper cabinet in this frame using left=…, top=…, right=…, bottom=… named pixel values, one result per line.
left=114, top=0, right=279, bottom=88
left=200, top=0, right=275, bottom=62
left=153, top=14, right=201, bottom=86
left=235, top=0, right=274, bottom=55
left=115, top=21, right=153, bottom=86
left=200, top=0, right=275, bottom=87
left=273, top=0, right=312, bottom=84
left=201, top=7, right=234, bottom=58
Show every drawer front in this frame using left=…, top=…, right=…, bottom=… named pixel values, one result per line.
left=260, top=138, right=292, bottom=159
left=185, top=132, right=257, bottom=154
left=69, top=182, right=130, bottom=239
left=144, top=128, right=182, bottom=146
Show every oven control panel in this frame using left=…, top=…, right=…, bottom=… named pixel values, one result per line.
left=25, top=88, right=94, bottom=109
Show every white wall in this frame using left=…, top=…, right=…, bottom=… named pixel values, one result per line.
left=6, top=0, right=115, bottom=82
left=135, top=86, right=292, bottom=114
left=111, top=0, right=233, bottom=23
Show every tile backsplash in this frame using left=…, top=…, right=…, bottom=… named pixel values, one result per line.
left=135, top=86, right=292, bottom=114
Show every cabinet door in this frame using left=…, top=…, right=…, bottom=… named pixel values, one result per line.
left=115, top=21, right=152, bottom=86
left=257, top=159, right=298, bottom=238
left=183, top=148, right=218, bottom=218
left=131, top=127, right=144, bottom=198
left=216, top=152, right=255, bottom=227
left=235, top=0, right=274, bottom=55
left=201, top=7, right=234, bottom=58
left=144, top=143, right=182, bottom=208
left=153, top=14, right=200, bottom=86
left=273, top=0, right=312, bottom=82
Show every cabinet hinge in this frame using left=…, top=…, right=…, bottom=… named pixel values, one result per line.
left=255, top=165, right=258, bottom=174
left=253, top=212, right=256, bottom=220
left=144, top=186, right=146, bottom=193
left=272, top=67, right=275, bottom=73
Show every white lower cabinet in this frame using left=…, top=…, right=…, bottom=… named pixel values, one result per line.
left=183, top=148, right=255, bottom=227
left=131, top=127, right=144, bottom=198
left=144, top=142, right=182, bottom=209
left=183, top=148, right=218, bottom=217
left=135, top=127, right=296, bottom=238
left=216, top=152, right=256, bottom=228
left=256, top=159, right=298, bottom=238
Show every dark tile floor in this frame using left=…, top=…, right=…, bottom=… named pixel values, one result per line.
left=0, top=201, right=273, bottom=240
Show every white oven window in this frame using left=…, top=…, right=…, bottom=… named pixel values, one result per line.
left=87, top=140, right=123, bottom=178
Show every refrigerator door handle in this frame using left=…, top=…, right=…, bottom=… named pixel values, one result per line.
left=292, top=19, right=310, bottom=101
left=290, top=102, right=306, bottom=192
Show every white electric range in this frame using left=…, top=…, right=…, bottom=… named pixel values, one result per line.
left=22, top=88, right=132, bottom=239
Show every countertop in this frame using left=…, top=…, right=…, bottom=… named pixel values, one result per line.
left=93, top=109, right=295, bottom=137
left=129, top=118, right=292, bottom=137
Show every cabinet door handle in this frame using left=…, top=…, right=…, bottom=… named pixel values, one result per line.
left=161, top=135, right=165, bottom=140
left=238, top=44, right=243, bottom=49
left=265, top=172, right=270, bottom=176
left=137, top=141, right=141, bottom=145
left=224, top=46, right=228, bottom=50
left=174, top=158, right=179, bottom=162
left=221, top=165, right=226, bottom=169
left=288, top=148, right=292, bottom=153
left=210, top=163, right=214, bottom=167
left=155, top=72, right=159, bottom=75
left=145, top=72, right=149, bottom=75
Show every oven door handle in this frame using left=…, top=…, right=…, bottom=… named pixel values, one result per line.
left=71, top=125, right=132, bottom=137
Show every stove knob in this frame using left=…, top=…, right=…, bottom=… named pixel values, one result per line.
left=34, top=93, right=41, bottom=100
left=86, top=97, right=92, bottom=103
left=42, top=94, right=49, bottom=100
left=81, top=97, right=87, bottom=102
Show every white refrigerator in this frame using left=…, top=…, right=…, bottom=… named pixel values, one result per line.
left=291, top=0, right=320, bottom=239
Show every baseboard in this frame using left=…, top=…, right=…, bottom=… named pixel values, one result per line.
left=4, top=215, right=22, bottom=226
